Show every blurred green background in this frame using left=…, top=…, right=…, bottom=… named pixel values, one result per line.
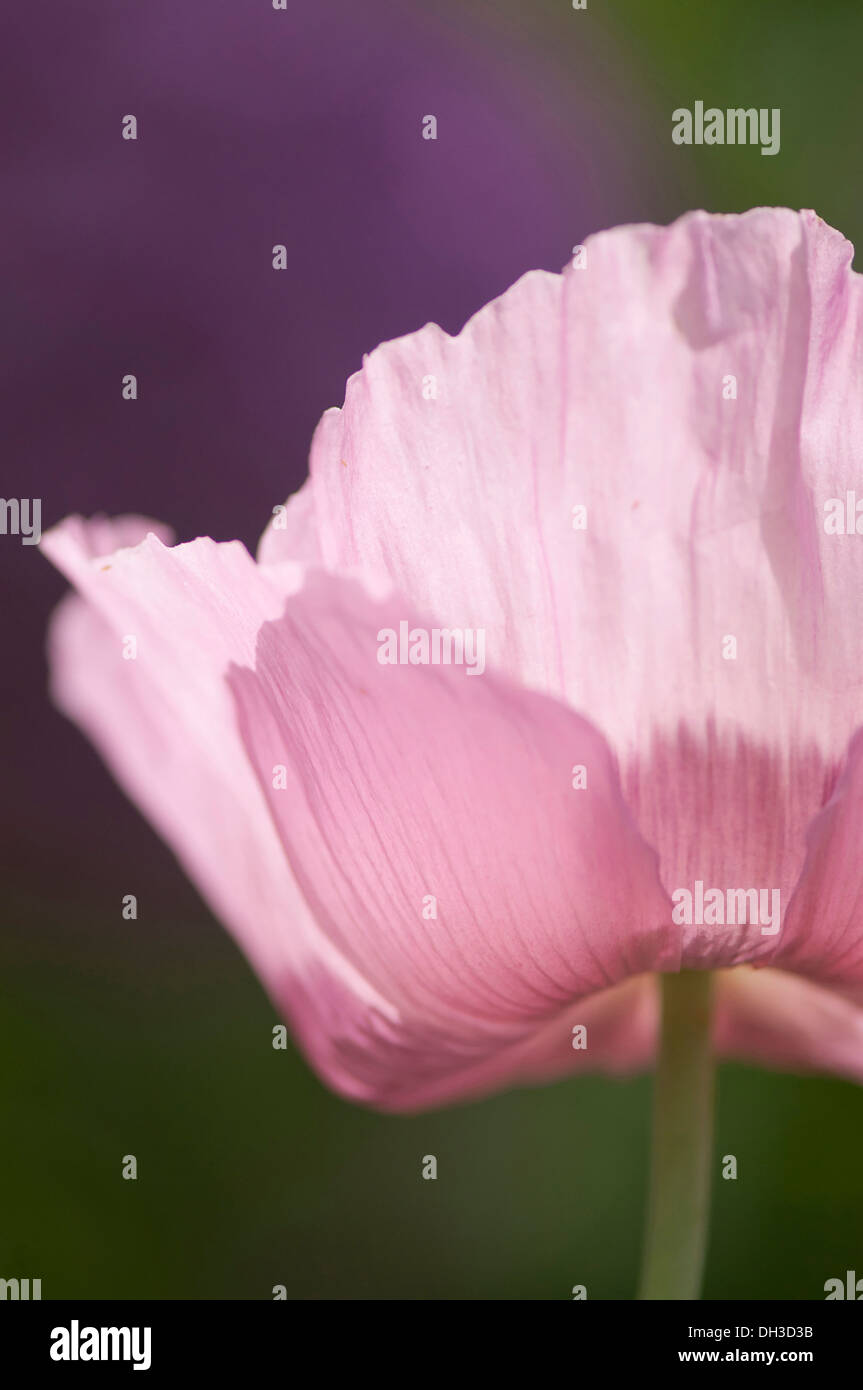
left=4, top=891, right=860, bottom=1298
left=4, top=0, right=863, bottom=1299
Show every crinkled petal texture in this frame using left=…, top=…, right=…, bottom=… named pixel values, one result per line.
left=259, top=208, right=863, bottom=1060
left=45, top=208, right=863, bottom=1107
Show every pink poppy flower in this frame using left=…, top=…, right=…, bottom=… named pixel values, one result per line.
left=42, top=207, right=863, bottom=1116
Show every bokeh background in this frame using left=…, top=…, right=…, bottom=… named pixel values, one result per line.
left=3, top=0, right=862, bottom=1299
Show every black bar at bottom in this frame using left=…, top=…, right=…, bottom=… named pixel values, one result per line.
left=0, top=1299, right=857, bottom=1375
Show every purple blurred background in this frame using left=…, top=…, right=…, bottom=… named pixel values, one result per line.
left=1, top=0, right=674, bottom=910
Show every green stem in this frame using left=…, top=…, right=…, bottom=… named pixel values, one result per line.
left=637, top=970, right=715, bottom=1300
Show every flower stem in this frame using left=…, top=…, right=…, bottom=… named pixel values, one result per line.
left=637, top=970, right=714, bottom=1300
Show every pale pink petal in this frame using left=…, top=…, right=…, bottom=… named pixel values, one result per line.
left=41, top=518, right=401, bottom=1047
left=716, top=966, right=863, bottom=1085
left=771, top=729, right=863, bottom=987
left=51, top=512, right=175, bottom=558
left=282, top=968, right=662, bottom=1113
left=258, top=482, right=323, bottom=567
left=230, top=572, right=677, bottom=1106
left=43, top=518, right=304, bottom=982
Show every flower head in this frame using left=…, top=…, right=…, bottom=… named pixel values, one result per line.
left=44, top=208, right=863, bottom=1110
